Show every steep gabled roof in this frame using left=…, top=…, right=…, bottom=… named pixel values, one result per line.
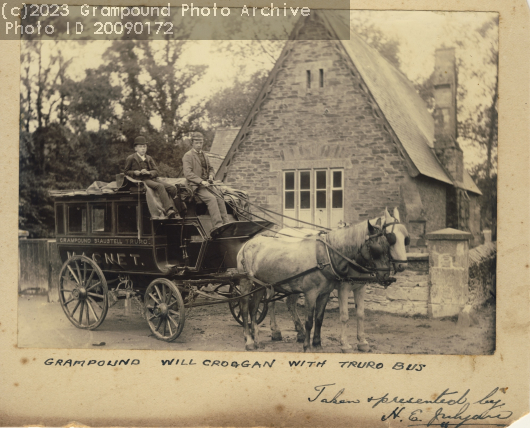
left=321, top=11, right=452, bottom=185
left=207, top=127, right=240, bottom=173
left=217, top=10, right=481, bottom=195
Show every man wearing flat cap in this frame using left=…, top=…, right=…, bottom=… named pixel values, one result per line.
left=123, top=135, right=179, bottom=219
left=182, top=132, right=229, bottom=229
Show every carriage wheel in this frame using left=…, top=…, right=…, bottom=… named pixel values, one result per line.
left=228, top=284, right=268, bottom=326
left=144, top=278, right=185, bottom=342
left=58, top=255, right=108, bottom=330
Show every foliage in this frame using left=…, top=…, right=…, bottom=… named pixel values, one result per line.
left=206, top=70, right=268, bottom=127
left=19, top=38, right=207, bottom=237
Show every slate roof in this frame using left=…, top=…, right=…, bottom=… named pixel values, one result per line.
left=207, top=127, right=240, bottom=173
left=320, top=11, right=481, bottom=194
left=216, top=11, right=481, bottom=195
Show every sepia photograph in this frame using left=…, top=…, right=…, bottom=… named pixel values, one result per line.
left=17, top=8, right=499, bottom=356
left=2, top=0, right=529, bottom=426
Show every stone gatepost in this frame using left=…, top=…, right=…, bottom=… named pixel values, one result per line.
left=426, top=228, right=473, bottom=318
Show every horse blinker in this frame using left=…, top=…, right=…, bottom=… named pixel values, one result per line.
left=386, top=232, right=397, bottom=246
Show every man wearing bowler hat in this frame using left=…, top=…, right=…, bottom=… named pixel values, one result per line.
left=182, top=132, right=229, bottom=229
left=123, top=135, right=179, bottom=219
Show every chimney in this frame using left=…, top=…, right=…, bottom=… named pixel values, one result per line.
left=432, top=48, right=464, bottom=184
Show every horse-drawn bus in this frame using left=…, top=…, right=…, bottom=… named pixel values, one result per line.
left=51, top=175, right=272, bottom=342
left=51, top=175, right=409, bottom=352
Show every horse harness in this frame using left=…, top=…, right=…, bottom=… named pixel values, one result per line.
left=239, top=222, right=401, bottom=298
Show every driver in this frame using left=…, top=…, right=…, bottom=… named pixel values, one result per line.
left=182, top=132, right=229, bottom=229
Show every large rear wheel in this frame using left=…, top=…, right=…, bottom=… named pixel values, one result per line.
left=58, top=255, right=108, bottom=330
left=228, top=283, right=268, bottom=326
left=144, top=278, right=185, bottom=342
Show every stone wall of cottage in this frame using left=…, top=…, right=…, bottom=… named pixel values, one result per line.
left=224, top=18, right=410, bottom=226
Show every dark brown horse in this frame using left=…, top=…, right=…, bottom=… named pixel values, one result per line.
left=236, top=212, right=404, bottom=352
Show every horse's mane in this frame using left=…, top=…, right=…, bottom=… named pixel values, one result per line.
left=326, top=220, right=368, bottom=256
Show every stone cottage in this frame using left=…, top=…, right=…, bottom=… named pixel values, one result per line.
left=215, top=11, right=482, bottom=249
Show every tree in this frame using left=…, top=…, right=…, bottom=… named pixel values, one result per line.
left=206, top=70, right=268, bottom=127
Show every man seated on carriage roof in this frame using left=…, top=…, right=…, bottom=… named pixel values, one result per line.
left=123, top=135, right=179, bottom=219
left=182, top=132, right=229, bottom=229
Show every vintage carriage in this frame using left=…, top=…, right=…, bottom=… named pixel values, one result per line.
left=51, top=175, right=273, bottom=342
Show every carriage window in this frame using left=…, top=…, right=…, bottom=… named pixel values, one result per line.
left=117, top=203, right=138, bottom=234
left=142, top=203, right=152, bottom=235
left=67, top=204, right=87, bottom=233
left=92, top=203, right=112, bottom=233
left=56, top=204, right=65, bottom=235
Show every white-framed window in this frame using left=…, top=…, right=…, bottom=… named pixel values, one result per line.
left=283, top=168, right=344, bottom=228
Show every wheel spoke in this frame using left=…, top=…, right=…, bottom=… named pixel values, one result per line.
left=71, top=300, right=81, bottom=316
left=167, top=318, right=173, bottom=336
left=63, top=296, right=76, bottom=305
left=85, top=302, right=90, bottom=325
left=168, top=309, right=180, bottom=316
left=168, top=315, right=179, bottom=329
left=60, top=288, right=73, bottom=293
left=86, top=299, right=100, bottom=320
left=75, top=261, right=82, bottom=285
left=155, top=317, right=163, bottom=332
left=66, top=265, right=80, bottom=285
left=154, top=285, right=163, bottom=302
left=163, top=318, right=167, bottom=337
left=162, top=284, right=167, bottom=303
left=148, top=314, right=158, bottom=321
left=148, top=292, right=161, bottom=305
left=85, top=268, right=96, bottom=288
left=87, top=291, right=105, bottom=299
left=86, top=280, right=102, bottom=292
left=82, top=261, right=87, bottom=285
left=79, top=300, right=85, bottom=324
left=87, top=296, right=103, bottom=311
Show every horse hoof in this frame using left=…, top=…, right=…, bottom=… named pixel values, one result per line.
left=357, top=343, right=370, bottom=352
left=271, top=331, right=282, bottom=341
left=246, top=344, right=256, bottom=351
left=341, top=347, right=354, bottom=353
left=312, top=346, right=323, bottom=353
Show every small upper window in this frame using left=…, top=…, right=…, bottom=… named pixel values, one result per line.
left=319, top=69, right=324, bottom=87
left=306, top=70, right=311, bottom=89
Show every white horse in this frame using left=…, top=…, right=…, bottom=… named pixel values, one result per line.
left=267, top=207, right=409, bottom=352
left=236, top=208, right=407, bottom=352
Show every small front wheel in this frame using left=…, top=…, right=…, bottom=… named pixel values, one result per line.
left=144, top=278, right=185, bottom=341
left=228, top=284, right=268, bottom=326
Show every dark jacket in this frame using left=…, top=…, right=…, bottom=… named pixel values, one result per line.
left=182, top=149, right=214, bottom=187
left=123, top=153, right=160, bottom=180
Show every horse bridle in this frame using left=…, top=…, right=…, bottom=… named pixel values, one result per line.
left=366, top=218, right=409, bottom=265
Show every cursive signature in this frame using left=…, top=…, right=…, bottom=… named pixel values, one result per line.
left=308, top=383, right=361, bottom=404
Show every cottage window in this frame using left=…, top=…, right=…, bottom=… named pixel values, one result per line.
left=306, top=70, right=311, bottom=89
left=319, top=69, right=324, bottom=87
left=283, top=169, right=344, bottom=228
